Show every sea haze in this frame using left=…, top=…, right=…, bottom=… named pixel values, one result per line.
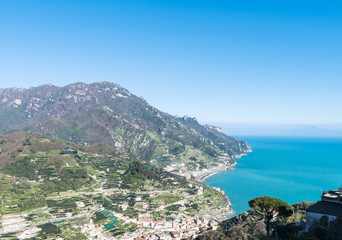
left=204, top=123, right=342, bottom=137
left=206, top=135, right=342, bottom=216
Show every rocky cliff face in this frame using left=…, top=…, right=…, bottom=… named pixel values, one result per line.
left=0, top=82, right=250, bottom=167
left=175, top=116, right=251, bottom=157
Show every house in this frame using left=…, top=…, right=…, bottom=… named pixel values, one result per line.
left=170, top=231, right=181, bottom=239
left=60, top=148, right=78, bottom=155
left=17, top=227, right=41, bottom=239
left=138, top=218, right=153, bottom=228
left=197, top=186, right=204, bottom=196
left=1, top=215, right=26, bottom=233
left=122, top=202, right=129, bottom=211
left=76, top=201, right=85, bottom=208
left=306, top=186, right=342, bottom=231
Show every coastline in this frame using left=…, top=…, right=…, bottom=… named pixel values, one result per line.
left=198, top=150, right=252, bottom=221
left=197, top=163, right=237, bottom=182
left=196, top=151, right=251, bottom=182
left=214, top=190, right=235, bottom=221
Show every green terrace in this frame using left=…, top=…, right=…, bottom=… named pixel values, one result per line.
left=37, top=167, right=58, bottom=179
left=102, top=210, right=119, bottom=230
left=77, top=155, right=122, bottom=170
left=0, top=233, right=18, bottom=239
left=46, top=197, right=91, bottom=210
left=92, top=210, right=122, bottom=233
left=35, top=156, right=49, bottom=164
left=107, top=194, right=129, bottom=204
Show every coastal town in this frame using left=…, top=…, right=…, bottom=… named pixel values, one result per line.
left=1, top=203, right=221, bottom=239
left=0, top=140, right=234, bottom=239
left=0, top=172, right=230, bottom=239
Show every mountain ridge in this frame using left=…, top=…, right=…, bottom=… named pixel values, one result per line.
left=0, top=81, right=250, bottom=171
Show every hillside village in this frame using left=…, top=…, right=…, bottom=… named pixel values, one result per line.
left=0, top=133, right=234, bottom=239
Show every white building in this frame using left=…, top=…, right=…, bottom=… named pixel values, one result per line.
left=2, top=215, right=26, bottom=233
left=122, top=202, right=129, bottom=211
left=198, top=186, right=204, bottom=196
left=306, top=186, right=342, bottom=231
left=76, top=201, right=85, bottom=208
left=17, top=227, right=41, bottom=239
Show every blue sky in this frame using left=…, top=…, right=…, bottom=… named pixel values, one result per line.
left=0, top=0, right=341, bottom=124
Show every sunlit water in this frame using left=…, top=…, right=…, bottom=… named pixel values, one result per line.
left=206, top=136, right=342, bottom=217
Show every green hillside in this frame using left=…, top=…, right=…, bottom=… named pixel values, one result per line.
left=0, top=82, right=250, bottom=171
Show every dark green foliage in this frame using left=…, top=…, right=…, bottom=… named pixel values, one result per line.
left=38, top=223, right=61, bottom=237
left=165, top=204, right=181, bottom=211
left=9, top=182, right=31, bottom=194
left=61, top=167, right=87, bottom=179
left=123, top=160, right=160, bottom=181
left=2, top=157, right=37, bottom=180
left=46, top=198, right=77, bottom=209
left=112, top=230, right=125, bottom=237
left=305, top=215, right=342, bottom=240
left=59, top=167, right=94, bottom=190
left=123, top=208, right=138, bottom=218
left=169, top=145, right=185, bottom=155
left=17, top=196, right=46, bottom=211
left=128, top=198, right=135, bottom=207
left=39, top=182, right=67, bottom=194
left=0, top=232, right=18, bottom=239
left=102, top=198, right=124, bottom=212
left=208, top=201, right=301, bottom=240
left=276, top=216, right=342, bottom=240
left=22, top=138, right=32, bottom=146
left=278, top=204, right=295, bottom=222
left=124, top=222, right=137, bottom=232
left=190, top=203, right=198, bottom=210
left=249, top=196, right=293, bottom=236
left=276, top=224, right=303, bottom=240
left=38, top=167, right=94, bottom=193
left=203, top=146, right=217, bottom=157
left=93, top=211, right=106, bottom=223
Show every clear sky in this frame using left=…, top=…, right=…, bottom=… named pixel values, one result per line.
left=0, top=0, right=341, bottom=124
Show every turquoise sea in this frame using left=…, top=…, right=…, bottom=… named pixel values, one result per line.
left=206, top=136, right=342, bottom=217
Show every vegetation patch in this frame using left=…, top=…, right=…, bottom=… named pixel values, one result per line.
left=152, top=193, right=182, bottom=205
left=2, top=157, right=37, bottom=180
left=37, top=223, right=61, bottom=238
left=169, top=145, right=185, bottom=155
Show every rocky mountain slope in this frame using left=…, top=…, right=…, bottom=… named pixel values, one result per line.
left=0, top=82, right=250, bottom=170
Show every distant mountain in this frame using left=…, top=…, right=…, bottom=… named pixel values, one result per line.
left=0, top=82, right=249, bottom=169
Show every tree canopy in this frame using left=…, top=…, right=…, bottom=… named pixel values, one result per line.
left=249, top=196, right=293, bottom=236
left=124, top=160, right=160, bottom=181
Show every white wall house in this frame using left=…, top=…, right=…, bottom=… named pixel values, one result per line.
left=1, top=215, right=26, bottom=233
left=306, top=186, right=342, bottom=231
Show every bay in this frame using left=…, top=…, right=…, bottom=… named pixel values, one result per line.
left=205, top=136, right=342, bottom=217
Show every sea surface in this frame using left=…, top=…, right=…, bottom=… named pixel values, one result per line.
left=205, top=136, right=342, bottom=217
